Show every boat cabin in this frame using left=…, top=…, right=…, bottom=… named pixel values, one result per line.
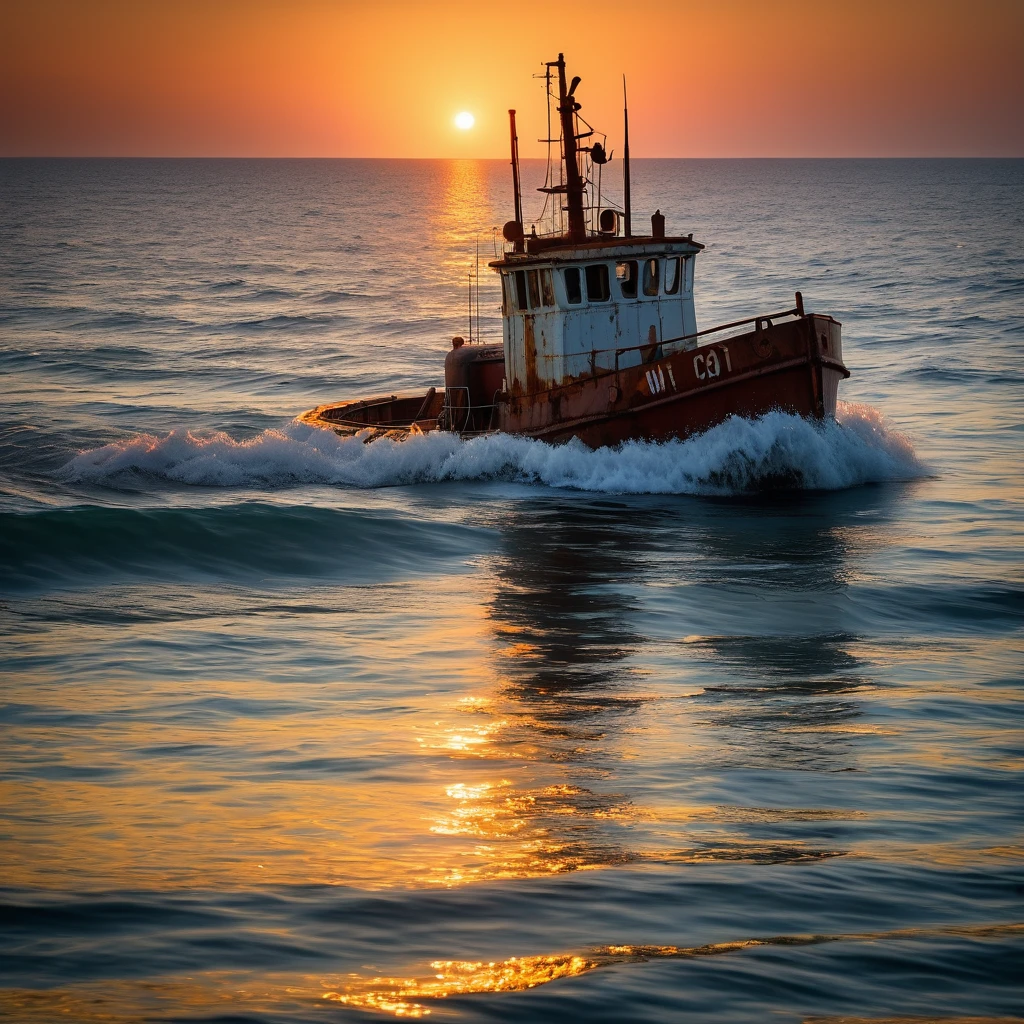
left=494, top=233, right=701, bottom=396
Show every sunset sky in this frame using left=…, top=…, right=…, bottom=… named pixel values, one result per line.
left=2, top=0, right=1022, bottom=158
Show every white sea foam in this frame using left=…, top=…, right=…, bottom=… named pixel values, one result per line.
left=60, top=403, right=926, bottom=495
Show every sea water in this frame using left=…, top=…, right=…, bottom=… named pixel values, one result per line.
left=0, top=158, right=1021, bottom=1021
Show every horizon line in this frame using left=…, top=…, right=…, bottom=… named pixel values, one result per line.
left=3, top=154, right=1023, bottom=161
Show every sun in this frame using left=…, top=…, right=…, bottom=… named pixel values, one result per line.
left=454, top=111, right=475, bottom=130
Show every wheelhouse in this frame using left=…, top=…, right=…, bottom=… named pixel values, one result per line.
left=495, top=237, right=701, bottom=396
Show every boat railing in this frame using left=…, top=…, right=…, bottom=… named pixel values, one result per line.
left=610, top=299, right=805, bottom=373
left=438, top=386, right=503, bottom=434
left=439, top=386, right=470, bottom=432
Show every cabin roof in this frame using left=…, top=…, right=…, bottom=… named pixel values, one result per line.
left=489, top=235, right=703, bottom=270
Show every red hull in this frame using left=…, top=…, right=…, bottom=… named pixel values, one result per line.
left=302, top=314, right=848, bottom=448
left=499, top=313, right=847, bottom=446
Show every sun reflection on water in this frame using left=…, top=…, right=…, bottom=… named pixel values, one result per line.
left=323, top=923, right=1024, bottom=1017
left=6, top=489, right=1017, bottom=897
left=420, top=773, right=638, bottom=885
left=324, top=953, right=597, bottom=1017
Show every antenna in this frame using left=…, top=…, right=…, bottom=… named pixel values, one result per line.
left=546, top=63, right=556, bottom=235
left=534, top=63, right=557, bottom=236
left=623, top=75, right=632, bottom=238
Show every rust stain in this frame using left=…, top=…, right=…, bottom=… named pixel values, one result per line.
left=641, top=324, right=658, bottom=363
left=523, top=316, right=541, bottom=395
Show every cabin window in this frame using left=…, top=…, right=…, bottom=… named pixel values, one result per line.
left=514, top=270, right=528, bottom=311
left=585, top=263, right=610, bottom=302
left=616, top=260, right=638, bottom=298
left=642, top=258, right=660, bottom=296
left=540, top=269, right=556, bottom=307
left=527, top=270, right=542, bottom=309
left=564, top=267, right=583, bottom=304
left=684, top=256, right=695, bottom=292
left=664, top=257, right=680, bottom=295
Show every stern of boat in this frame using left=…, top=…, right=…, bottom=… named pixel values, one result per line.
left=808, top=314, right=846, bottom=419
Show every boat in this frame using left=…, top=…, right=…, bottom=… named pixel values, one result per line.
left=301, top=54, right=849, bottom=447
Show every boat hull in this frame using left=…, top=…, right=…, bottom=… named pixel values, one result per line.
left=499, top=313, right=847, bottom=446
left=301, top=314, right=848, bottom=448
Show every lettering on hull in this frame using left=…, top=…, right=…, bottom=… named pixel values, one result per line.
left=645, top=366, right=667, bottom=395
left=694, top=345, right=731, bottom=381
left=641, top=343, right=734, bottom=401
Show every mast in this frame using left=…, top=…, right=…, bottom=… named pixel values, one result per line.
left=622, top=75, right=632, bottom=238
left=552, top=54, right=586, bottom=243
left=508, top=109, right=523, bottom=231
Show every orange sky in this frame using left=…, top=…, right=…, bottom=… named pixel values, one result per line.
left=1, top=0, right=1022, bottom=157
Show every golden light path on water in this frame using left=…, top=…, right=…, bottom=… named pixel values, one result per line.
left=3, top=492, right=1022, bottom=892
left=324, top=923, right=1024, bottom=1017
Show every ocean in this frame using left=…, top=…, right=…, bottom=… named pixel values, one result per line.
left=0, top=157, right=1021, bottom=1022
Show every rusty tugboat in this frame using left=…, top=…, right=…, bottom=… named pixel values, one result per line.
left=302, top=54, right=849, bottom=448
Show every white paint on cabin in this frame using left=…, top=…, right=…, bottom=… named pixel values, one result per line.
left=497, top=242, right=699, bottom=395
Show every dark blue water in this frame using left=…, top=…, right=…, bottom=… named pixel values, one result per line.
left=1, top=158, right=1022, bottom=1021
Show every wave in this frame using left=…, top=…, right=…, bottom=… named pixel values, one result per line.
left=58, top=403, right=925, bottom=496
left=327, top=922, right=1024, bottom=1015
left=236, top=288, right=299, bottom=302
left=312, top=289, right=369, bottom=303
left=228, top=313, right=339, bottom=332
left=0, top=503, right=485, bottom=591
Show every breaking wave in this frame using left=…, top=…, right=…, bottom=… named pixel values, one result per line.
left=59, top=403, right=925, bottom=495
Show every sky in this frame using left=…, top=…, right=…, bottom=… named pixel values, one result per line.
left=1, top=0, right=1022, bottom=158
